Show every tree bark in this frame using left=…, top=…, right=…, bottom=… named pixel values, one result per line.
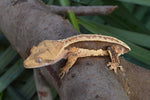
left=45, top=5, right=118, bottom=16
left=34, top=69, right=53, bottom=100
left=0, top=0, right=149, bottom=100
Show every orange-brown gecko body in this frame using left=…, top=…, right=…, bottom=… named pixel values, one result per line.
left=24, top=34, right=131, bottom=79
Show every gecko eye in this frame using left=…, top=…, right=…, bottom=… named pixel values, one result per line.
left=36, top=58, right=43, bottom=63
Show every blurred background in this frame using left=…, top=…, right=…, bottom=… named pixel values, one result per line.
left=0, top=0, right=150, bottom=100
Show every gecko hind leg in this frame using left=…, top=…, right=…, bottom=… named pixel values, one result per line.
left=107, top=45, right=125, bottom=73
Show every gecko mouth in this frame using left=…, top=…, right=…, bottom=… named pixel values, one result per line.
left=24, top=64, right=45, bottom=69
left=23, top=59, right=56, bottom=68
left=23, top=62, right=53, bottom=69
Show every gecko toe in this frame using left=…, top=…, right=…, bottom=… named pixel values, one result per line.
left=107, top=62, right=124, bottom=74
left=119, top=66, right=125, bottom=72
left=59, top=68, right=70, bottom=79
left=109, top=66, right=118, bottom=73
left=107, top=62, right=125, bottom=74
left=59, top=72, right=65, bottom=79
left=107, top=62, right=111, bottom=66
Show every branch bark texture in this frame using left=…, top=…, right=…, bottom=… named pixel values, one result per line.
left=0, top=0, right=149, bottom=100
left=47, top=5, right=118, bottom=16
left=34, top=69, right=53, bottom=100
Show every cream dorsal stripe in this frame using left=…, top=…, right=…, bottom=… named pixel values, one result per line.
left=52, top=34, right=131, bottom=59
left=61, top=34, right=130, bottom=51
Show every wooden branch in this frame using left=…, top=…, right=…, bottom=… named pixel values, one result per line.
left=47, top=5, right=118, bottom=16
left=0, top=0, right=149, bottom=100
left=38, top=0, right=117, bottom=16
left=34, top=69, right=52, bottom=100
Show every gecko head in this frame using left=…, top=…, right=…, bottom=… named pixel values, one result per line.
left=23, top=51, right=55, bottom=68
left=24, top=40, right=64, bottom=68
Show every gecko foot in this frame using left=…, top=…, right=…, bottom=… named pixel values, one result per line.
left=107, top=62, right=125, bottom=73
left=59, top=67, right=70, bottom=79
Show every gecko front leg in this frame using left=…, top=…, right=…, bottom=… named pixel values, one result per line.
left=59, top=52, right=78, bottom=79
left=107, top=45, right=125, bottom=73
left=59, top=47, right=108, bottom=79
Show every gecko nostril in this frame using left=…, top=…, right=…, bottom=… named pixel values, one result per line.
left=24, top=62, right=29, bottom=68
left=24, top=63, right=27, bottom=67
